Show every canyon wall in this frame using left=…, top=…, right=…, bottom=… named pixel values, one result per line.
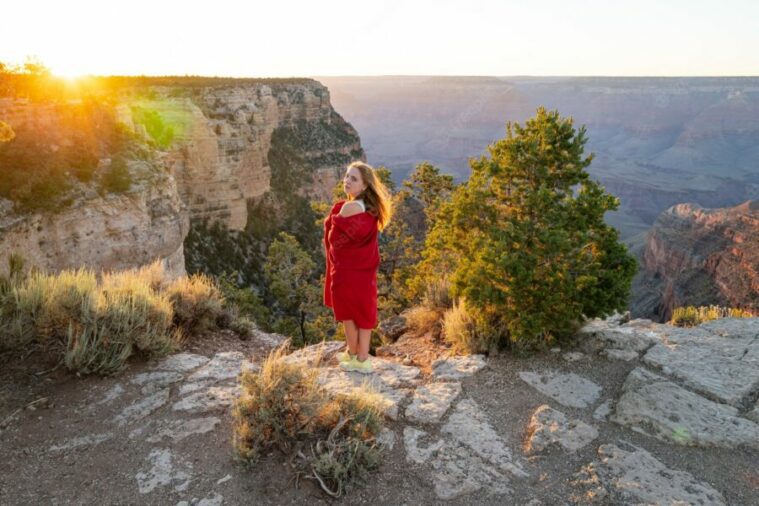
left=0, top=80, right=363, bottom=277
left=631, top=200, right=759, bottom=321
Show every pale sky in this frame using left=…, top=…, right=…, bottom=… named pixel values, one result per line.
left=2, top=0, right=757, bottom=77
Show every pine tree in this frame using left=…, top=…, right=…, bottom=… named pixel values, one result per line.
left=413, top=107, right=637, bottom=350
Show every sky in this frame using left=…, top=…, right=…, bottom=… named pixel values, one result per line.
left=2, top=0, right=757, bottom=77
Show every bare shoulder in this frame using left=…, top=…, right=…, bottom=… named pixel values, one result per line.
left=339, top=201, right=364, bottom=217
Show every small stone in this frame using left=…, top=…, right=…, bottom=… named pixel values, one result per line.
left=524, top=405, right=598, bottom=454
left=563, top=352, right=585, bottom=362
left=592, top=400, right=612, bottom=422
left=431, top=355, right=487, bottom=380
left=135, top=449, right=192, bottom=495
left=377, top=428, right=396, bottom=451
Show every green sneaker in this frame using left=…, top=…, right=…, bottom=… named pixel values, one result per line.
left=336, top=350, right=356, bottom=363
left=340, top=356, right=373, bottom=374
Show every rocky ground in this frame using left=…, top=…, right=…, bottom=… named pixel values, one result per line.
left=1, top=316, right=758, bottom=505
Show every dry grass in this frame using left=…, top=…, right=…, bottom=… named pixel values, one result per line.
left=232, top=343, right=384, bottom=497
left=442, top=297, right=492, bottom=354
left=0, top=259, right=234, bottom=375
left=670, top=304, right=756, bottom=327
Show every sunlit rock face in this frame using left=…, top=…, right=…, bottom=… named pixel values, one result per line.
left=118, top=82, right=363, bottom=231
left=0, top=80, right=363, bottom=276
left=631, top=199, right=759, bottom=321
left=0, top=165, right=189, bottom=278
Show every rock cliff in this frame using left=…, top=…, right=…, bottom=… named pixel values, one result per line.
left=631, top=200, right=759, bottom=321
left=0, top=79, right=363, bottom=276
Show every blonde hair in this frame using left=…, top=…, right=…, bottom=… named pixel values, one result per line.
left=346, top=161, right=393, bottom=231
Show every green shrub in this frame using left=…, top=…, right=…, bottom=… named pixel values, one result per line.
left=410, top=107, right=637, bottom=352
left=232, top=343, right=383, bottom=497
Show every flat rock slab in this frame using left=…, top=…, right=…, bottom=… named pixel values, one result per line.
left=146, top=417, right=221, bottom=443
left=157, top=353, right=210, bottom=373
left=519, top=370, right=602, bottom=409
left=405, top=382, right=462, bottom=424
left=697, top=317, right=759, bottom=339
left=49, top=433, right=112, bottom=452
left=563, top=352, right=586, bottom=362
left=135, top=448, right=192, bottom=495
left=602, top=349, right=639, bottom=361
left=403, top=399, right=528, bottom=500
left=186, top=352, right=245, bottom=383
left=172, top=386, right=241, bottom=414
left=524, top=405, right=598, bottom=454
left=431, top=355, right=487, bottom=380
left=577, top=318, right=667, bottom=352
left=317, top=367, right=411, bottom=421
left=611, top=367, right=759, bottom=449
left=642, top=334, right=759, bottom=407
left=130, top=371, right=185, bottom=395
left=113, top=388, right=170, bottom=427
left=283, top=341, right=344, bottom=367
left=572, top=443, right=726, bottom=505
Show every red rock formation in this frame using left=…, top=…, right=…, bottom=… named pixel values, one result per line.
left=632, top=200, right=759, bottom=321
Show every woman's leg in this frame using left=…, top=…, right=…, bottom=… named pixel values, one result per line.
left=343, top=320, right=359, bottom=355
left=357, top=327, right=372, bottom=361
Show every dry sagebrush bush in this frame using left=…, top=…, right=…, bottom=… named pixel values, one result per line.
left=442, top=297, right=492, bottom=354
left=165, top=273, right=225, bottom=335
left=232, top=343, right=383, bottom=497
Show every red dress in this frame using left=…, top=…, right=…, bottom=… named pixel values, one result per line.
left=323, top=200, right=380, bottom=329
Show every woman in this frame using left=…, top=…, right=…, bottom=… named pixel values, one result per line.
left=324, top=161, right=392, bottom=374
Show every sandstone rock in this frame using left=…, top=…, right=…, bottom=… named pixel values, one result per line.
left=442, top=400, right=529, bottom=479
left=642, top=333, right=759, bottom=407
left=524, top=405, right=598, bottom=454
left=405, top=382, right=462, bottom=424
left=135, top=448, right=192, bottom=494
left=96, top=384, right=125, bottom=405
left=572, top=443, right=726, bottom=505
left=592, top=400, right=613, bottom=422
left=130, top=372, right=185, bottom=395
left=431, top=355, right=487, bottom=380
left=403, top=399, right=527, bottom=500
left=577, top=319, right=665, bottom=353
left=602, top=349, right=639, bottom=361
left=697, top=316, right=759, bottom=339
left=185, top=352, right=245, bottom=383
left=49, top=433, right=112, bottom=452
left=158, top=353, right=210, bottom=373
left=747, top=404, right=759, bottom=424
left=114, top=388, right=170, bottom=427
left=563, top=352, right=586, bottom=362
left=518, top=370, right=602, bottom=409
left=283, top=341, right=344, bottom=367
left=145, top=417, right=221, bottom=443
left=317, top=367, right=412, bottom=421
left=172, top=386, right=240, bottom=414
left=377, top=428, right=396, bottom=451
left=378, top=315, right=408, bottom=343
left=611, top=367, right=759, bottom=449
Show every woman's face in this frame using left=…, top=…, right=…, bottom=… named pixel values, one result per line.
left=343, top=167, right=367, bottom=198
